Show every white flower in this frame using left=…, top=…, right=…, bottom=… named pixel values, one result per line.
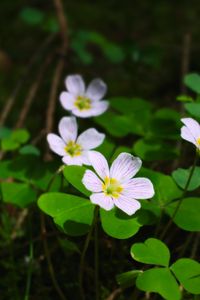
left=181, top=117, right=200, bottom=149
left=82, top=152, right=155, bottom=215
left=47, top=117, right=105, bottom=165
left=59, top=74, right=109, bottom=118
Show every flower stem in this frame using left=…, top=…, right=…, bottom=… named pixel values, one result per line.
left=40, top=213, right=67, bottom=300
left=24, top=214, right=33, bottom=300
left=79, top=206, right=99, bottom=300
left=160, top=152, right=198, bottom=240
left=94, top=217, right=99, bottom=300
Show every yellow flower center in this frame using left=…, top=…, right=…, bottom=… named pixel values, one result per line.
left=197, top=138, right=200, bottom=146
left=74, top=95, right=91, bottom=111
left=64, top=141, right=82, bottom=157
left=102, top=177, right=123, bottom=198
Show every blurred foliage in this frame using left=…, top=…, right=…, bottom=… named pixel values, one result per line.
left=1, top=0, right=200, bottom=299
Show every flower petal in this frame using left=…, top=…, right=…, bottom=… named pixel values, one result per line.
left=82, top=170, right=103, bottom=192
left=114, top=196, right=141, bottom=216
left=122, top=178, right=155, bottom=199
left=58, top=116, right=77, bottom=143
left=90, top=101, right=109, bottom=116
left=110, top=153, right=142, bottom=182
left=90, top=193, right=114, bottom=210
left=59, top=92, right=75, bottom=110
left=62, top=155, right=83, bottom=166
left=65, top=74, right=85, bottom=95
left=181, top=118, right=200, bottom=140
left=79, top=151, right=91, bottom=165
left=88, top=151, right=109, bottom=180
left=47, top=134, right=66, bottom=156
left=71, top=108, right=95, bottom=118
left=181, top=126, right=196, bottom=146
left=77, top=128, right=105, bottom=150
left=86, top=78, right=107, bottom=101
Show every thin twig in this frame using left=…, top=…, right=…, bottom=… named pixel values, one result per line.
left=53, top=0, right=68, bottom=49
left=44, top=0, right=68, bottom=160
left=15, top=53, right=54, bottom=129
left=79, top=206, right=99, bottom=300
left=106, top=288, right=122, bottom=300
left=172, top=33, right=191, bottom=170
left=94, top=220, right=99, bottom=300
left=160, top=152, right=198, bottom=240
left=191, top=233, right=200, bottom=259
left=0, top=33, right=56, bottom=126
left=24, top=213, right=33, bottom=300
left=40, top=212, right=67, bottom=300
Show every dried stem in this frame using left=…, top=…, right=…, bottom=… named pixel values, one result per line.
left=15, top=53, right=54, bottom=129
left=106, top=288, right=122, bottom=300
left=0, top=33, right=56, bottom=126
left=160, top=151, right=198, bottom=240
left=40, top=213, right=67, bottom=300
left=79, top=206, right=99, bottom=300
left=44, top=0, right=69, bottom=160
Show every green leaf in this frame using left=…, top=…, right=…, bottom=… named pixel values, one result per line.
left=110, top=97, right=153, bottom=115
left=1, top=129, right=30, bottom=151
left=94, top=112, right=132, bottom=137
left=38, top=193, right=94, bottom=236
left=58, top=238, right=80, bottom=254
left=171, top=258, right=200, bottom=294
left=103, top=42, right=125, bottom=63
left=110, top=97, right=153, bottom=136
left=138, top=168, right=182, bottom=208
left=0, top=156, right=61, bottom=191
left=100, top=207, right=142, bottom=239
left=63, top=165, right=90, bottom=197
left=12, top=129, right=30, bottom=144
left=184, top=103, right=200, bottom=119
left=1, top=138, right=19, bottom=151
left=172, top=167, right=200, bottom=191
left=133, top=139, right=178, bottom=161
left=136, top=268, right=181, bottom=300
left=95, top=139, right=115, bottom=160
left=0, top=127, right=12, bottom=139
left=166, top=197, right=200, bottom=231
left=184, top=73, right=200, bottom=94
left=20, top=7, right=44, bottom=25
left=131, top=238, right=170, bottom=267
left=176, top=95, right=194, bottom=102
left=0, top=182, right=37, bottom=208
left=149, top=108, right=180, bottom=140
left=19, top=145, right=40, bottom=156
left=116, top=270, right=142, bottom=288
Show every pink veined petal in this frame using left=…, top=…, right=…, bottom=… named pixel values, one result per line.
left=122, top=178, right=155, bottom=199
left=181, top=118, right=200, bottom=140
left=181, top=126, right=197, bottom=146
left=77, top=128, right=105, bottom=150
left=88, top=151, right=109, bottom=180
left=110, top=153, right=142, bottom=182
left=71, top=108, right=95, bottom=118
left=82, top=170, right=103, bottom=192
left=79, top=151, right=91, bottom=165
left=65, top=74, right=85, bottom=96
left=59, top=92, right=75, bottom=111
left=86, top=78, right=107, bottom=101
left=114, top=196, right=141, bottom=216
left=47, top=133, right=66, bottom=156
left=62, top=155, right=83, bottom=166
left=89, top=101, right=109, bottom=116
left=58, top=116, right=78, bottom=143
left=90, top=193, right=114, bottom=211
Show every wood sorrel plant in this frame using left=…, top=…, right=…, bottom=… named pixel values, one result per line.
left=0, top=73, right=200, bottom=300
